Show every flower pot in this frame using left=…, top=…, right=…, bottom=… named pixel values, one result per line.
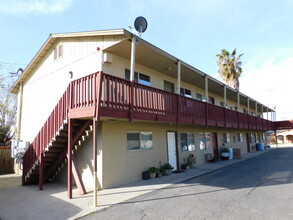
left=156, top=172, right=163, bottom=178
left=149, top=172, right=157, bottom=179
left=181, top=164, right=189, bottom=170
left=142, top=171, right=149, bottom=180
left=164, top=170, right=172, bottom=176
left=221, top=152, right=229, bottom=160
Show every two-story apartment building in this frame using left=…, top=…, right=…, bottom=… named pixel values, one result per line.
left=11, top=29, right=279, bottom=198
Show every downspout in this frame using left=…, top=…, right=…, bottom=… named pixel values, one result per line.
left=16, top=82, right=23, bottom=140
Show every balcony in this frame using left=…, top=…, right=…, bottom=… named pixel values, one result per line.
left=98, top=73, right=274, bottom=131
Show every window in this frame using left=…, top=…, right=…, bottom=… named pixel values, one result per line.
left=127, top=132, right=152, bottom=151
left=164, top=81, right=174, bottom=93
left=255, top=133, right=261, bottom=143
left=125, top=69, right=151, bottom=86
left=54, top=43, right=63, bottom=60
left=199, top=132, right=206, bottom=150
left=180, top=88, right=192, bottom=98
left=199, top=132, right=213, bottom=150
left=196, top=93, right=206, bottom=102
left=208, top=96, right=215, bottom=104
left=220, top=101, right=225, bottom=107
left=223, top=133, right=230, bottom=143
left=180, top=133, right=195, bottom=151
left=237, top=133, right=243, bottom=142
left=234, top=106, right=238, bottom=111
left=233, top=135, right=236, bottom=143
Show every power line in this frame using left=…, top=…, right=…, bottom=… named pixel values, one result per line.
left=0, top=61, right=26, bottom=66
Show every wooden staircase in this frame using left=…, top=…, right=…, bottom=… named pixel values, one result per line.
left=23, top=120, right=93, bottom=184
left=22, top=72, right=103, bottom=197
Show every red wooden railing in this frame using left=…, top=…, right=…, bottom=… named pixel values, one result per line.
left=99, top=74, right=276, bottom=131
left=22, top=72, right=101, bottom=181
left=23, top=71, right=283, bottom=182
left=274, top=120, right=293, bottom=130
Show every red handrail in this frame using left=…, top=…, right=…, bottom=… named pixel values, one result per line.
left=22, top=72, right=102, bottom=180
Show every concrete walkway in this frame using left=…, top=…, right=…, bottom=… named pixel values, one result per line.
left=0, top=148, right=276, bottom=220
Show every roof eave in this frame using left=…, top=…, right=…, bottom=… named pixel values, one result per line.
left=10, top=28, right=129, bottom=94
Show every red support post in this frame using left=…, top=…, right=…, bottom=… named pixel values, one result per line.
left=67, top=119, right=72, bottom=199
left=39, top=153, right=43, bottom=190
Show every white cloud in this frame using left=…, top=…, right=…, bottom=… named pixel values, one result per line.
left=241, top=56, right=293, bottom=121
left=0, top=0, right=73, bottom=15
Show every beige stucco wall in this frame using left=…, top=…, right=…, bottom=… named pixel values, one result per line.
left=101, top=121, right=169, bottom=188
left=53, top=118, right=266, bottom=190
left=102, top=53, right=263, bottom=117
left=19, top=36, right=125, bottom=143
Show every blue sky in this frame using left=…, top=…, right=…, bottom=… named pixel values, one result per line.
left=0, top=0, right=292, bottom=120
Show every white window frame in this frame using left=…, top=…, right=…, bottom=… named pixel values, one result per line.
left=196, top=93, right=206, bottom=102
left=237, top=133, right=243, bottom=142
left=223, top=133, right=230, bottom=143
left=180, top=88, right=192, bottom=98
left=127, top=131, right=152, bottom=151
left=54, top=43, right=63, bottom=60
left=180, top=133, right=195, bottom=151
left=125, top=69, right=151, bottom=86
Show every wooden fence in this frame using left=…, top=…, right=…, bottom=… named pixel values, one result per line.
left=0, top=145, right=14, bottom=175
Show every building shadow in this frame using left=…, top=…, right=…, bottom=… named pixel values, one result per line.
left=0, top=174, right=83, bottom=220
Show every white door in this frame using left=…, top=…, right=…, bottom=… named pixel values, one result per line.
left=167, top=132, right=177, bottom=170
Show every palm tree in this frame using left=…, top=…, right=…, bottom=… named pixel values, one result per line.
left=216, top=49, right=243, bottom=91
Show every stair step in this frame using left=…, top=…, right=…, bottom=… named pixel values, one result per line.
left=51, top=142, right=66, bottom=148
left=44, top=157, right=55, bottom=162
left=58, top=131, right=68, bottom=137
left=44, top=152, right=59, bottom=157
left=55, top=137, right=67, bottom=143
left=48, top=147, right=64, bottom=152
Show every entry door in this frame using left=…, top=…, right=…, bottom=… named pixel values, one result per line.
left=167, top=132, right=177, bottom=170
left=246, top=133, right=251, bottom=152
left=212, top=133, right=219, bottom=160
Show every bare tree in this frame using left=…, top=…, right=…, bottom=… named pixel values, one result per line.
left=0, top=63, right=18, bottom=145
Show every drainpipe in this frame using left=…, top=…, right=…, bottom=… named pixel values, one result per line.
left=16, top=82, right=23, bottom=140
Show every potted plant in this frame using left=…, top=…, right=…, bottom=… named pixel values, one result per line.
left=181, top=163, right=189, bottom=170
left=157, top=168, right=164, bottom=178
left=220, top=147, right=230, bottom=159
left=148, top=167, right=159, bottom=179
left=162, top=162, right=174, bottom=175
left=187, top=154, right=196, bottom=167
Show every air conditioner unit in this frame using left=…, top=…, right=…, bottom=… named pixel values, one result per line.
left=11, top=139, right=19, bottom=158
left=103, top=53, right=113, bottom=64
left=11, top=140, right=30, bottom=159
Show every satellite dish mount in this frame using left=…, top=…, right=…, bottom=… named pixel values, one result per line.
left=130, top=16, right=148, bottom=81
left=134, top=16, right=148, bottom=37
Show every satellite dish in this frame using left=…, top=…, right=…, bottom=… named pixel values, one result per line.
left=134, top=16, right=148, bottom=34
